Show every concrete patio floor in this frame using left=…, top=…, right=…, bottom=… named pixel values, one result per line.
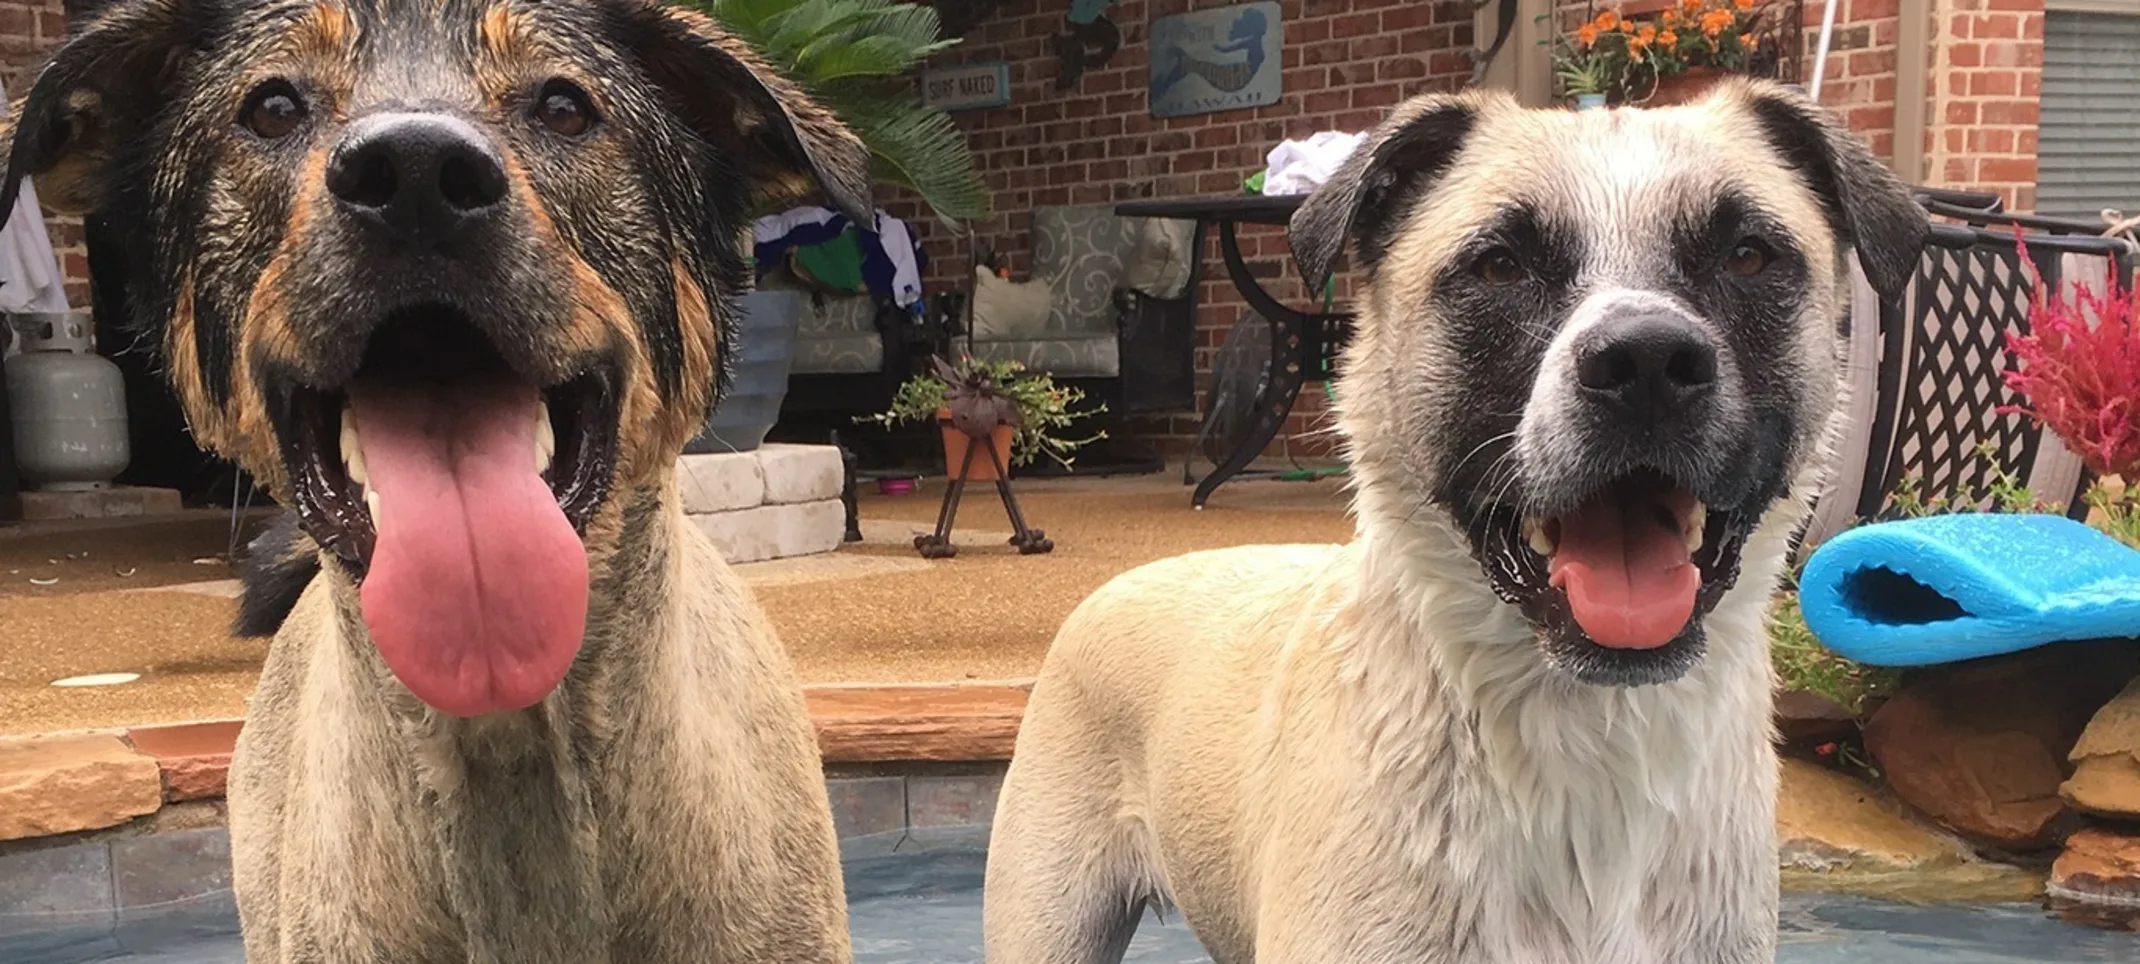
left=0, top=472, right=1354, bottom=736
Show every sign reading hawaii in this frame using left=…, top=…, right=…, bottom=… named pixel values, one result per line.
left=1148, top=2, right=1282, bottom=119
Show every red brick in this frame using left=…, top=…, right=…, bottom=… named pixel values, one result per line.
left=1331, top=11, right=1381, bottom=38
left=1979, top=157, right=2037, bottom=183
left=1969, top=70, right=2018, bottom=96
left=1980, top=99, right=2036, bottom=125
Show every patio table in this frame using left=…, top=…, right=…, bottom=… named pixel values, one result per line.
left=1115, top=194, right=1352, bottom=508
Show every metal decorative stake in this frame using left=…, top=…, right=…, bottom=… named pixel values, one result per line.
left=914, top=426, right=1052, bottom=559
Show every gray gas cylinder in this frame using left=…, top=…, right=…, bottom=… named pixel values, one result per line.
left=4, top=312, right=130, bottom=490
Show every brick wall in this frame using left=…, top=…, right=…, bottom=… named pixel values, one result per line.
left=0, top=0, right=2048, bottom=457
left=886, top=0, right=1480, bottom=457
left=0, top=0, right=88, bottom=312
left=1800, top=0, right=1902, bottom=163
left=1921, top=0, right=2043, bottom=210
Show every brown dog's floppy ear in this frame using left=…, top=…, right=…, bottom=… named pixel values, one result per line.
left=1289, top=93, right=1486, bottom=292
left=1735, top=80, right=1929, bottom=301
left=0, top=0, right=193, bottom=222
left=613, top=1, right=873, bottom=224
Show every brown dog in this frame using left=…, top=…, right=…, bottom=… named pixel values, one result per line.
left=3, top=2, right=870, bottom=961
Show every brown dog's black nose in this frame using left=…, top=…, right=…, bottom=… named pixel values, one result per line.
left=327, top=113, right=508, bottom=244
left=1574, top=312, right=1720, bottom=423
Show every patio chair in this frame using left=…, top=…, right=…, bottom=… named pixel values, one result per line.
left=1797, top=217, right=2135, bottom=554
left=964, top=204, right=1201, bottom=417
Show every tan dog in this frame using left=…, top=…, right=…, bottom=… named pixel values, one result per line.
left=984, top=79, right=1928, bottom=964
left=3, top=2, right=871, bottom=961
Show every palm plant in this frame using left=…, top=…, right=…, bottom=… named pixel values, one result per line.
left=685, top=0, right=993, bottom=226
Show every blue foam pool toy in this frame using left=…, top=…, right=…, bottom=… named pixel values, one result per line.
left=1797, top=513, right=2140, bottom=667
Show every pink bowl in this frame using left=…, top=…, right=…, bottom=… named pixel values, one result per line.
left=878, top=478, right=918, bottom=496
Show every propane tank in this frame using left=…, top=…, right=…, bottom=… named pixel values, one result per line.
left=4, top=312, right=130, bottom=490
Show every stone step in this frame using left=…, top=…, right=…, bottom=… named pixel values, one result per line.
left=677, top=443, right=844, bottom=515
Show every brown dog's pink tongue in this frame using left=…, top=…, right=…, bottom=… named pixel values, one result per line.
left=1546, top=490, right=1700, bottom=650
left=348, top=379, right=587, bottom=718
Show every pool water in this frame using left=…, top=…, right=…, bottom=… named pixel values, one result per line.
left=8, top=838, right=2137, bottom=963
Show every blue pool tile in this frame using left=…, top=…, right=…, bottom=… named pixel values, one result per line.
left=827, top=777, right=907, bottom=840
left=112, top=828, right=231, bottom=910
left=905, top=775, right=1002, bottom=830
left=0, top=842, right=117, bottom=962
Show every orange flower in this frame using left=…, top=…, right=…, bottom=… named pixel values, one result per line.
left=1660, top=28, right=1679, bottom=45
left=1596, top=9, right=1621, bottom=30
left=1577, top=23, right=1599, bottom=45
left=1681, top=0, right=1703, bottom=15
left=1701, top=9, right=1733, bottom=35
left=1619, top=17, right=1636, bottom=31
left=1662, top=8, right=1681, bottom=25
left=1734, top=0, right=1756, bottom=8
left=1637, top=24, right=1658, bottom=43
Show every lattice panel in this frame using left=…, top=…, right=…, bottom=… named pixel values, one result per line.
left=1873, top=244, right=2047, bottom=515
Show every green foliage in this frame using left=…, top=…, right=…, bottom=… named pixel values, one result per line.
left=861, top=356, right=1107, bottom=469
left=1887, top=443, right=2066, bottom=517
left=684, top=0, right=991, bottom=226
left=1770, top=441, right=2140, bottom=719
left=2085, top=482, right=2140, bottom=550
left=1768, top=592, right=1901, bottom=717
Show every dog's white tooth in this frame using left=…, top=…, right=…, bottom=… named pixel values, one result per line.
left=341, top=413, right=367, bottom=486
left=1686, top=502, right=1708, bottom=553
left=1523, top=517, right=1556, bottom=557
left=534, top=402, right=555, bottom=475
left=364, top=489, right=383, bottom=530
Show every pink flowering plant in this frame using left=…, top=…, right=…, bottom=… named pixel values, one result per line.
left=2002, top=239, right=2140, bottom=547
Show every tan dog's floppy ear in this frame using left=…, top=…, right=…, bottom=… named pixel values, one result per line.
left=1288, top=92, right=1489, bottom=292
left=613, top=0, right=873, bottom=224
left=0, top=0, right=193, bottom=222
left=1733, top=80, right=1929, bottom=301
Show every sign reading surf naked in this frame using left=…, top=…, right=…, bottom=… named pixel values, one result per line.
left=1148, top=2, right=1282, bottom=119
left=920, top=61, right=1012, bottom=112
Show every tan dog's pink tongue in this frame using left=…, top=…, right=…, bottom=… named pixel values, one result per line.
left=348, top=379, right=587, bottom=718
left=1546, top=491, right=1700, bottom=650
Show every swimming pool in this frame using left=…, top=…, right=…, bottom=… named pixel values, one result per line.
left=5, top=830, right=2136, bottom=963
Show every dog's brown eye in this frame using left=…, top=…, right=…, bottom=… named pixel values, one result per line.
left=242, top=82, right=308, bottom=140
left=535, top=81, right=595, bottom=137
left=1725, top=238, right=1773, bottom=277
left=1472, top=249, right=1526, bottom=285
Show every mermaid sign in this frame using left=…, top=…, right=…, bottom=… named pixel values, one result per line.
left=1148, top=2, right=1283, bottom=118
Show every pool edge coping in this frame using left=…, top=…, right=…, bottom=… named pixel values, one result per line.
left=0, top=679, right=1035, bottom=844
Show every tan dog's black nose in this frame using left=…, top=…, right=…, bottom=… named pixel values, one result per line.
left=327, top=113, right=508, bottom=245
left=1575, top=312, right=1720, bottom=423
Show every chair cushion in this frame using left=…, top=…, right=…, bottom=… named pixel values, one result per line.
left=792, top=334, right=884, bottom=375
left=970, top=336, right=1121, bottom=379
left=1120, top=216, right=1197, bottom=300
left=760, top=268, right=885, bottom=374
left=970, top=266, right=1056, bottom=341
left=1032, top=205, right=1133, bottom=338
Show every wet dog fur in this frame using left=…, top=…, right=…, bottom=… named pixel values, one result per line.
left=982, top=80, right=1928, bottom=964
left=3, top=2, right=872, bottom=960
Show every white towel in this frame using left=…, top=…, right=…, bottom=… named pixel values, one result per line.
left=0, top=76, right=72, bottom=324
left=1260, top=131, right=1365, bottom=196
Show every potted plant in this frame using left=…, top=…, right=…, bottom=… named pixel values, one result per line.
left=678, top=0, right=992, bottom=453
left=1640, top=0, right=1786, bottom=105
left=2004, top=240, right=2140, bottom=548
left=1543, top=12, right=1639, bottom=109
left=862, top=356, right=1105, bottom=480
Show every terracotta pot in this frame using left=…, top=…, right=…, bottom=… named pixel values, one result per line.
left=937, top=409, right=1015, bottom=482
left=1645, top=66, right=1725, bottom=107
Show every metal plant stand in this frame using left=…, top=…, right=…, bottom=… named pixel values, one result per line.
left=914, top=430, right=1053, bottom=559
